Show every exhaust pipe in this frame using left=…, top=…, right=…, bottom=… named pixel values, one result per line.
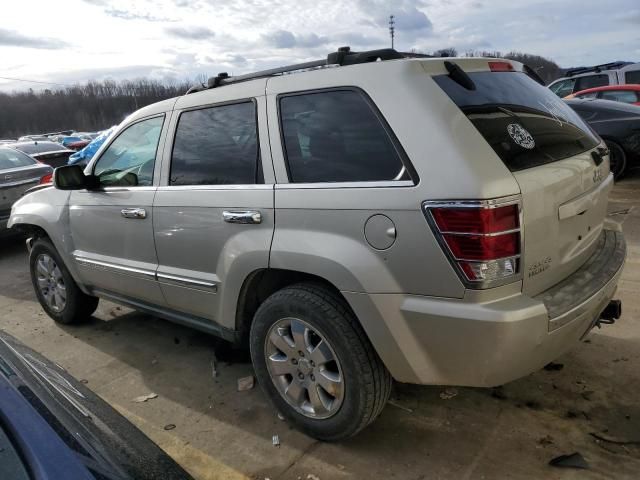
left=597, top=299, right=622, bottom=327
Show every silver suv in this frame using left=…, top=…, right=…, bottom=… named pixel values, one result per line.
left=9, top=48, right=626, bottom=441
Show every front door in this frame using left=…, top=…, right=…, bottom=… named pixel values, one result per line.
left=153, top=86, right=274, bottom=329
left=69, top=114, right=168, bottom=305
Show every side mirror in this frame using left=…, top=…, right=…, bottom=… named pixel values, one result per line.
left=53, top=165, right=96, bottom=190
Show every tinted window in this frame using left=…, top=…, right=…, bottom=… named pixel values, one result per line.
left=434, top=72, right=600, bottom=172
left=625, top=70, right=640, bottom=84
left=549, top=79, right=575, bottom=97
left=279, top=90, right=407, bottom=183
left=94, top=116, right=164, bottom=187
left=171, top=102, right=259, bottom=185
left=575, top=74, right=609, bottom=91
left=0, top=148, right=36, bottom=169
left=600, top=90, right=638, bottom=103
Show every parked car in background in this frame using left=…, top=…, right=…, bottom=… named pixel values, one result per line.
left=12, top=141, right=74, bottom=168
left=60, top=136, right=86, bottom=149
left=0, top=330, right=192, bottom=479
left=0, top=139, right=16, bottom=145
left=549, top=61, right=640, bottom=97
left=565, top=84, right=640, bottom=105
left=9, top=49, right=625, bottom=440
left=566, top=98, right=640, bottom=179
left=68, top=126, right=116, bottom=167
left=18, top=135, right=50, bottom=142
left=66, top=139, right=91, bottom=151
left=0, top=147, right=52, bottom=233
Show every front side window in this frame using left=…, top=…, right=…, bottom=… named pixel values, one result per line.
left=600, top=90, right=638, bottom=104
left=170, top=102, right=260, bottom=185
left=575, top=74, right=609, bottom=91
left=93, top=116, right=164, bottom=187
left=279, top=90, right=408, bottom=183
left=549, top=79, right=575, bottom=97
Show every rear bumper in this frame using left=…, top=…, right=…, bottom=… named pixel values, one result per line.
left=345, top=229, right=626, bottom=387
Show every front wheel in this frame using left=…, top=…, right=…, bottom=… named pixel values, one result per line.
left=250, top=283, right=392, bottom=441
left=29, top=238, right=99, bottom=324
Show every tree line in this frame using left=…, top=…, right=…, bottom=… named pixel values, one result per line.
left=0, top=50, right=565, bottom=139
left=0, top=79, right=192, bottom=139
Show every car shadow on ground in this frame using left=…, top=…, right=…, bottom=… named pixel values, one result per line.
left=53, top=302, right=640, bottom=478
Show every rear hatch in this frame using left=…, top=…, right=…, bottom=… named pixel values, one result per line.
left=431, top=60, right=610, bottom=296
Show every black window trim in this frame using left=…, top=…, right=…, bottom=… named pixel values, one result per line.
left=90, top=112, right=166, bottom=188
left=276, top=86, right=419, bottom=187
left=168, top=97, right=263, bottom=187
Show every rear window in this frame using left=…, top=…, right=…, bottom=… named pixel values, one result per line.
left=434, top=71, right=600, bottom=171
left=0, top=149, right=36, bottom=169
left=15, top=143, right=64, bottom=154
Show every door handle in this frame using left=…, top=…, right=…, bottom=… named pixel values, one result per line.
left=223, top=210, right=262, bottom=224
left=121, top=208, right=147, bottom=219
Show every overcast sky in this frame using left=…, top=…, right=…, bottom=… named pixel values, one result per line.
left=1, top=0, right=638, bottom=92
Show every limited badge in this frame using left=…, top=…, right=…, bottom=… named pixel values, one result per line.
left=507, top=123, right=535, bottom=149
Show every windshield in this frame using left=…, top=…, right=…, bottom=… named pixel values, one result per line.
left=434, top=71, right=600, bottom=171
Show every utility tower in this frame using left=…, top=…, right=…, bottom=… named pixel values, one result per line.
left=389, top=15, right=395, bottom=49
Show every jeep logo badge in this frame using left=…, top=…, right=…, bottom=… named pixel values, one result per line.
left=507, top=123, right=535, bottom=150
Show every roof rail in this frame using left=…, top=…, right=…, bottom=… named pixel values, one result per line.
left=565, top=61, right=632, bottom=77
left=186, top=46, right=412, bottom=94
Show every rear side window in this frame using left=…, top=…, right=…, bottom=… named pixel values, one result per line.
left=170, top=102, right=260, bottom=185
left=625, top=70, right=640, bottom=84
left=575, top=74, right=609, bottom=91
left=600, top=90, right=638, bottom=103
left=0, top=149, right=35, bottom=169
left=279, top=90, right=409, bottom=183
left=434, top=71, right=600, bottom=171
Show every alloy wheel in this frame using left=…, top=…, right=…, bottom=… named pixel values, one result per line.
left=35, top=254, right=67, bottom=313
left=264, top=317, right=344, bottom=419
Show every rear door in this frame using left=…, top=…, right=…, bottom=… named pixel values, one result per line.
left=433, top=64, right=610, bottom=296
left=153, top=83, right=274, bottom=329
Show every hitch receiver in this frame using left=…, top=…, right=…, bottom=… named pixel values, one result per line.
left=596, top=299, right=622, bottom=328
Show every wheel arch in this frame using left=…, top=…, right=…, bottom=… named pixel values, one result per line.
left=234, top=268, right=349, bottom=345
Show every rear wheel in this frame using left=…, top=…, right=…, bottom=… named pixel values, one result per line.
left=30, top=238, right=99, bottom=324
left=250, top=283, right=392, bottom=441
left=605, top=140, right=627, bottom=180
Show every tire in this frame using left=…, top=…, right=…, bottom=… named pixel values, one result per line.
left=605, top=140, right=627, bottom=180
left=29, top=238, right=99, bottom=324
left=250, top=283, right=392, bottom=441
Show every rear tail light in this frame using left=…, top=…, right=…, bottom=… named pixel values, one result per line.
left=39, top=173, right=53, bottom=184
left=423, top=198, right=521, bottom=287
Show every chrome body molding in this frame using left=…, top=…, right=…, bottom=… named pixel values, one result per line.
left=74, top=256, right=156, bottom=280
left=157, top=272, right=218, bottom=292
left=74, top=256, right=218, bottom=292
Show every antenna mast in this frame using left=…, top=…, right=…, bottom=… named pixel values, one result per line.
left=389, top=15, right=395, bottom=49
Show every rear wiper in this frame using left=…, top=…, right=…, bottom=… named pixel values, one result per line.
left=444, top=61, right=476, bottom=91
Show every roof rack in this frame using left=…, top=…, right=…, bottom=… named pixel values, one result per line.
left=186, top=46, right=429, bottom=94
left=565, top=61, right=633, bottom=77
